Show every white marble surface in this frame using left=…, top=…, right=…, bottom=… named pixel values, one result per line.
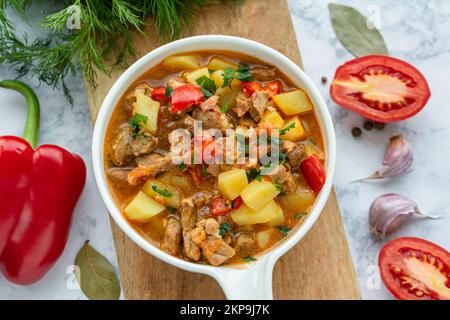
left=0, top=0, right=449, bottom=300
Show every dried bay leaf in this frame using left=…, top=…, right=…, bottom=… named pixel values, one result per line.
left=75, top=241, right=121, bottom=300
left=328, top=3, right=389, bottom=57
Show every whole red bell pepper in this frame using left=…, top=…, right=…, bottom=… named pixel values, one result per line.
left=0, top=80, right=86, bottom=285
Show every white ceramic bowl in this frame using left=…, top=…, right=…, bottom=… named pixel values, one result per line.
left=92, top=35, right=336, bottom=300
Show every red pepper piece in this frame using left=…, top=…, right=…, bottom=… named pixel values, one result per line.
left=170, top=84, right=203, bottom=114
left=231, top=196, right=242, bottom=210
left=211, top=195, right=232, bottom=216
left=0, top=80, right=86, bottom=285
left=151, top=86, right=170, bottom=104
left=262, top=80, right=282, bottom=97
left=300, top=155, right=326, bottom=193
left=241, top=81, right=261, bottom=97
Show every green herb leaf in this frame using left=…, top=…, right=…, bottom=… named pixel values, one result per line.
left=202, top=164, right=207, bottom=176
left=128, top=113, right=148, bottom=137
left=294, top=212, right=307, bottom=219
left=221, top=64, right=253, bottom=88
left=220, top=103, right=230, bottom=113
left=280, top=122, right=296, bottom=135
left=328, top=3, right=389, bottom=57
left=276, top=225, right=291, bottom=237
left=151, top=185, right=173, bottom=197
left=219, top=222, right=231, bottom=236
left=221, top=67, right=235, bottom=88
left=165, top=85, right=173, bottom=97
left=74, top=241, right=121, bottom=300
left=273, top=182, right=282, bottom=192
left=167, top=206, right=177, bottom=214
left=242, top=256, right=257, bottom=262
left=247, top=168, right=262, bottom=181
left=178, top=162, right=186, bottom=171
left=196, top=76, right=216, bottom=98
left=234, top=63, right=253, bottom=82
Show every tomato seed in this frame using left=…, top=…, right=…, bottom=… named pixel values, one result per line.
left=351, top=127, right=362, bottom=138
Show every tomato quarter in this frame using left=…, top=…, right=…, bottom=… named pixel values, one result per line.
left=331, top=55, right=431, bottom=123
left=379, top=237, right=450, bottom=300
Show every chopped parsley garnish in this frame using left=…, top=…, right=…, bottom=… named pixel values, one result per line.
left=247, top=168, right=262, bottom=181
left=294, top=212, right=307, bottom=219
left=273, top=182, right=282, bottom=191
left=151, top=185, right=173, bottom=197
left=219, top=222, right=231, bottom=236
left=220, top=103, right=230, bottom=113
left=196, top=76, right=216, bottom=98
left=178, top=162, right=186, bottom=171
left=221, top=64, right=253, bottom=88
left=276, top=225, right=291, bottom=237
left=128, top=113, right=148, bottom=137
left=167, top=206, right=177, bottom=214
left=202, top=164, right=207, bottom=176
left=278, top=152, right=288, bottom=165
left=242, top=256, right=257, bottom=262
left=165, top=85, right=173, bottom=97
left=280, top=122, right=296, bottom=135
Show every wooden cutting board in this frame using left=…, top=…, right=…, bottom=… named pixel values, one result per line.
left=85, top=0, right=361, bottom=299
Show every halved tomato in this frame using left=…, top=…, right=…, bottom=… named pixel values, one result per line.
left=331, top=55, right=431, bottom=123
left=379, top=237, right=450, bottom=300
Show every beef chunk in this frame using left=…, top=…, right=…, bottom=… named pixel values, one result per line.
left=180, top=204, right=201, bottom=261
left=201, top=237, right=236, bottom=266
left=281, top=141, right=305, bottom=169
left=128, top=153, right=175, bottom=185
left=160, top=216, right=182, bottom=256
left=197, top=218, right=220, bottom=238
left=106, top=168, right=131, bottom=185
left=235, top=92, right=252, bottom=117
left=270, top=164, right=297, bottom=194
left=200, top=95, right=220, bottom=112
left=131, top=134, right=159, bottom=157
left=249, top=91, right=269, bottom=121
left=251, top=66, right=277, bottom=82
left=109, top=126, right=134, bottom=166
left=234, top=231, right=256, bottom=254
left=182, top=191, right=213, bottom=208
left=192, top=108, right=233, bottom=132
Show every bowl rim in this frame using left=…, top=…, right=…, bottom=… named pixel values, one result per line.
left=92, top=35, right=336, bottom=279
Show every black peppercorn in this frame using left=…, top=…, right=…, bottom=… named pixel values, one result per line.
left=352, top=127, right=362, bottom=137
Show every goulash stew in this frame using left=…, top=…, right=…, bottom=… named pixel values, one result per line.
left=104, top=51, right=326, bottom=266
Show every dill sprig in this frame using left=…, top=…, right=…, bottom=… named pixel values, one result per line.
left=0, top=0, right=239, bottom=102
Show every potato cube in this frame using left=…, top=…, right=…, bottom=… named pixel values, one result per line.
left=162, top=55, right=200, bottom=70
left=207, top=57, right=238, bottom=71
left=256, top=229, right=274, bottom=248
left=124, top=191, right=166, bottom=222
left=279, top=191, right=315, bottom=213
left=259, top=109, right=285, bottom=130
left=218, top=169, right=248, bottom=200
left=230, top=201, right=277, bottom=226
left=134, top=93, right=160, bottom=134
left=240, top=180, right=280, bottom=211
left=211, top=69, right=241, bottom=89
left=280, top=116, right=307, bottom=142
left=267, top=202, right=285, bottom=226
left=215, top=85, right=240, bottom=108
left=185, top=67, right=211, bottom=85
left=273, top=90, right=313, bottom=116
left=142, top=179, right=181, bottom=208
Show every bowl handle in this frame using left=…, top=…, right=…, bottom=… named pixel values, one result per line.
left=213, top=259, right=275, bottom=300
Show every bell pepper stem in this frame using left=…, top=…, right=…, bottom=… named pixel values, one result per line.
left=0, top=80, right=40, bottom=148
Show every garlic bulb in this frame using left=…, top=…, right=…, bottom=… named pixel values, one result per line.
left=364, top=135, right=413, bottom=181
left=369, top=193, right=438, bottom=240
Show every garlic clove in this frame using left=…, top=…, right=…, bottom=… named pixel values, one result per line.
left=359, top=135, right=413, bottom=181
left=369, top=193, right=420, bottom=240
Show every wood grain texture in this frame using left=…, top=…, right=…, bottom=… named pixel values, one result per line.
left=85, top=0, right=361, bottom=299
